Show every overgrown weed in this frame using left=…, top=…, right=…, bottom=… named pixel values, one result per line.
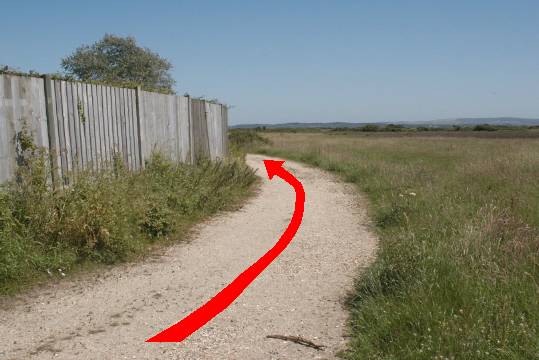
left=0, top=141, right=256, bottom=295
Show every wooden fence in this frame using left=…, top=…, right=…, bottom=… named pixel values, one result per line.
left=0, top=74, right=228, bottom=184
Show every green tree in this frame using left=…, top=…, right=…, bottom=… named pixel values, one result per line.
left=61, top=34, right=175, bottom=93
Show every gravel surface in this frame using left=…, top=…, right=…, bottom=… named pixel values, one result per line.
left=0, top=154, right=377, bottom=359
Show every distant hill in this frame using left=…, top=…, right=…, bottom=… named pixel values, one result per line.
left=232, top=122, right=368, bottom=129
left=231, top=117, right=539, bottom=129
left=423, top=117, right=539, bottom=127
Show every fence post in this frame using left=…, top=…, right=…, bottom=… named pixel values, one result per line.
left=43, top=75, right=61, bottom=188
left=135, top=86, right=145, bottom=169
left=187, top=95, right=195, bottom=164
left=222, top=105, right=228, bottom=156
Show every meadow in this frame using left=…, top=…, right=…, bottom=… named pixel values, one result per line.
left=241, top=129, right=539, bottom=359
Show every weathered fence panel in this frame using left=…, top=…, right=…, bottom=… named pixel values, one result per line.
left=140, top=91, right=193, bottom=164
left=46, top=80, right=141, bottom=183
left=177, top=96, right=191, bottom=163
left=205, top=102, right=226, bottom=160
left=0, top=75, right=48, bottom=183
left=0, top=74, right=229, bottom=184
left=191, top=99, right=210, bottom=162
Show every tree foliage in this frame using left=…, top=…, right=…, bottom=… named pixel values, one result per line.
left=61, top=34, right=175, bottom=93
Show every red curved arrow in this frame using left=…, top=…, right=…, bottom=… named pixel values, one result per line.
left=146, top=159, right=305, bottom=342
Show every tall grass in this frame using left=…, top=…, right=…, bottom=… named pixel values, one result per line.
left=228, top=129, right=270, bottom=158
left=246, top=131, right=539, bottom=359
left=0, top=144, right=256, bottom=295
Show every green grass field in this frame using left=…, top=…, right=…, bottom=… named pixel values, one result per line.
left=238, top=129, right=539, bottom=359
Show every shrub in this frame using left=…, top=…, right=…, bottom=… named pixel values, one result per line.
left=229, top=129, right=271, bottom=158
left=384, top=124, right=405, bottom=132
left=0, top=146, right=256, bottom=294
left=473, top=124, right=498, bottom=131
left=229, top=129, right=270, bottom=148
left=140, top=201, right=174, bottom=238
left=360, top=125, right=380, bottom=132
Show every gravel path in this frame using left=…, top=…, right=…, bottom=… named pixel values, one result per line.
left=0, top=154, right=377, bottom=359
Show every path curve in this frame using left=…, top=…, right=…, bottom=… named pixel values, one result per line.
left=0, top=154, right=377, bottom=359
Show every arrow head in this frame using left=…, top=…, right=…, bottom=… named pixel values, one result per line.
left=263, top=160, right=285, bottom=180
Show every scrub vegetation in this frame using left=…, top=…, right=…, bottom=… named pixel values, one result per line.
left=0, top=138, right=256, bottom=295
left=233, top=129, right=539, bottom=359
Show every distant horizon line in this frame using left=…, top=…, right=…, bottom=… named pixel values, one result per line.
left=232, top=116, right=539, bottom=126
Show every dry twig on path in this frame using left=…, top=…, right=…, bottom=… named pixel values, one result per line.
left=266, top=334, right=326, bottom=351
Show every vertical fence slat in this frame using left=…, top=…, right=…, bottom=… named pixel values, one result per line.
left=53, top=81, right=66, bottom=180
left=119, top=88, right=128, bottom=167
left=77, top=83, right=88, bottom=170
left=170, top=95, right=177, bottom=162
left=121, top=88, right=130, bottom=170
left=107, top=86, right=114, bottom=164
left=174, top=96, right=181, bottom=162
left=87, top=84, right=96, bottom=171
left=126, top=89, right=133, bottom=170
left=188, top=97, right=194, bottom=164
left=106, top=86, right=115, bottom=161
left=76, top=82, right=88, bottom=169
left=102, top=85, right=109, bottom=164
left=91, top=84, right=101, bottom=170
left=80, top=83, right=94, bottom=170
left=131, top=90, right=139, bottom=170
left=123, top=89, right=131, bottom=170
left=105, top=85, right=112, bottom=164
left=98, top=84, right=106, bottom=167
left=112, top=87, right=120, bottom=157
left=44, top=77, right=61, bottom=186
left=138, top=91, right=146, bottom=163
left=95, top=85, right=105, bottom=167
left=222, top=105, right=228, bottom=155
left=60, top=81, right=73, bottom=174
left=0, top=75, right=9, bottom=183
left=67, top=82, right=80, bottom=170
left=108, top=87, right=115, bottom=157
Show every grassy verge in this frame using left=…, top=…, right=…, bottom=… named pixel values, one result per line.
left=235, top=130, right=539, bottom=359
left=0, top=146, right=256, bottom=295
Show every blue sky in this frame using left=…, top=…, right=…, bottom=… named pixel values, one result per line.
left=1, top=1, right=538, bottom=124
